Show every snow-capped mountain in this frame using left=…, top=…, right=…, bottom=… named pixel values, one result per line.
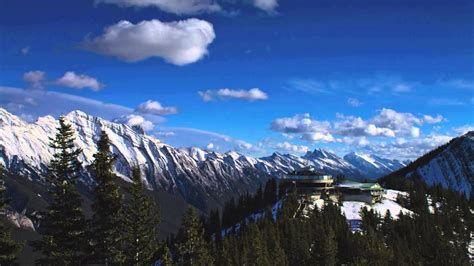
left=0, top=108, right=409, bottom=211
left=302, top=149, right=366, bottom=179
left=344, top=152, right=408, bottom=179
left=387, top=131, right=474, bottom=196
left=0, top=108, right=273, bottom=211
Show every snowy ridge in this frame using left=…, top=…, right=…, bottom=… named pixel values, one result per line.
left=344, top=152, right=407, bottom=179
left=0, top=108, right=271, bottom=206
left=0, top=108, right=411, bottom=208
left=406, top=132, right=474, bottom=196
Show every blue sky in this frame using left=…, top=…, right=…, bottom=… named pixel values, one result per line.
left=0, top=0, right=473, bottom=159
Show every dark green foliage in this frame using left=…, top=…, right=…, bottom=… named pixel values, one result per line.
left=177, top=208, right=214, bottom=265
left=33, top=116, right=88, bottom=265
left=0, top=164, right=23, bottom=264
left=88, top=131, right=125, bottom=263
left=123, top=166, right=160, bottom=265
left=160, top=245, right=174, bottom=266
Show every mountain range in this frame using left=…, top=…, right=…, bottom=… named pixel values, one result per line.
left=0, top=107, right=472, bottom=235
left=0, top=108, right=406, bottom=191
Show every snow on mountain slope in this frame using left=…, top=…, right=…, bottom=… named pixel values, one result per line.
left=410, top=132, right=473, bottom=196
left=385, top=131, right=474, bottom=197
left=0, top=108, right=419, bottom=210
left=0, top=108, right=271, bottom=210
left=344, top=152, right=407, bottom=179
left=302, top=149, right=366, bottom=179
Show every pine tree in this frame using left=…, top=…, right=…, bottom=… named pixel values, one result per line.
left=123, top=166, right=160, bottom=265
left=160, top=245, right=174, bottom=266
left=320, top=228, right=337, bottom=266
left=0, top=164, right=22, bottom=264
left=88, top=131, right=125, bottom=264
left=33, top=116, right=88, bottom=265
left=247, top=223, right=270, bottom=266
left=178, top=208, right=214, bottom=266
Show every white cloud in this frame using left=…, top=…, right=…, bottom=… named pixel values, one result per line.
left=136, top=100, right=178, bottom=115
left=21, top=47, right=30, bottom=55
left=95, top=0, right=221, bottom=15
left=253, top=0, right=278, bottom=13
left=82, top=18, right=215, bottom=65
left=452, top=125, right=474, bottom=135
left=423, top=114, right=445, bottom=124
left=301, top=132, right=335, bottom=143
left=271, top=113, right=330, bottom=134
left=115, top=114, right=155, bottom=131
left=274, top=141, right=308, bottom=153
left=347, top=98, right=362, bottom=107
left=23, top=70, right=46, bottom=90
left=56, top=71, right=104, bottom=91
left=199, top=88, right=268, bottom=101
left=270, top=113, right=334, bottom=143
left=272, top=109, right=448, bottom=144
left=363, top=134, right=453, bottom=160
left=206, top=142, right=214, bottom=150
left=0, top=87, right=262, bottom=156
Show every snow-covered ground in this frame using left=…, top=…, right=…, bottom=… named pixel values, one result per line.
left=341, top=189, right=413, bottom=221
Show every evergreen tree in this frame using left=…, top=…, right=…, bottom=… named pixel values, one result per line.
left=319, top=228, right=337, bottom=266
left=178, top=208, right=214, bottom=266
left=33, top=116, right=87, bottom=265
left=160, top=245, right=174, bottom=266
left=247, top=223, right=270, bottom=266
left=123, top=166, right=160, bottom=265
left=0, top=164, right=22, bottom=264
left=88, top=131, right=125, bottom=264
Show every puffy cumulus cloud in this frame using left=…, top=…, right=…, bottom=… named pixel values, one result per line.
left=333, top=115, right=396, bottom=137
left=23, top=70, right=47, bottom=90
left=136, top=100, right=178, bottom=115
left=95, top=0, right=221, bottom=15
left=274, top=141, right=308, bottom=153
left=115, top=114, right=155, bottom=131
left=253, top=0, right=278, bottom=13
left=199, top=88, right=268, bottom=102
left=56, top=71, right=104, bottom=91
left=82, top=19, right=215, bottom=65
left=271, top=113, right=330, bottom=134
left=301, top=132, right=335, bottom=143
left=347, top=98, right=362, bottom=107
left=270, top=114, right=334, bottom=143
left=334, top=109, right=445, bottom=138
left=272, top=109, right=447, bottom=144
left=371, top=108, right=422, bottom=132
left=363, top=134, right=454, bottom=160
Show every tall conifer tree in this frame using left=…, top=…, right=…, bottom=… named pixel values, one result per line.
left=33, top=116, right=87, bottom=264
left=89, top=131, right=125, bottom=264
left=123, top=166, right=160, bottom=265
left=178, top=208, right=213, bottom=265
